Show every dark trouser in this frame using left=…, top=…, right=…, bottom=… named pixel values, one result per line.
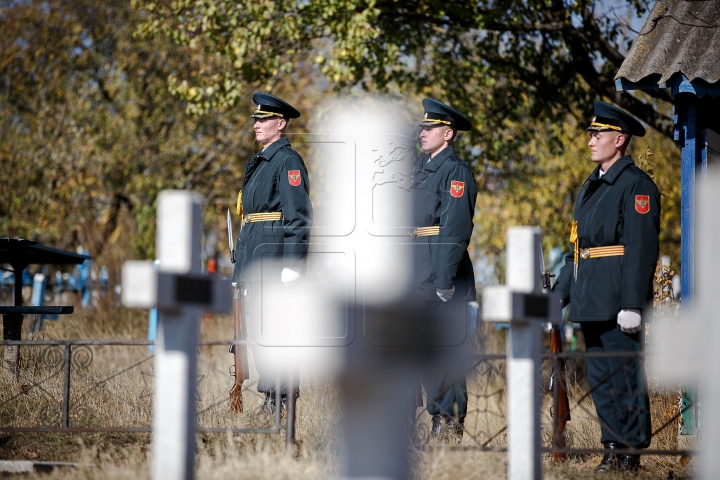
left=581, top=319, right=651, bottom=448
left=421, top=298, right=472, bottom=422
left=424, top=375, right=467, bottom=421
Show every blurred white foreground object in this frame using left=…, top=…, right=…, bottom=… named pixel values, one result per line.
left=652, top=176, right=720, bottom=479
left=311, top=98, right=418, bottom=479
left=280, top=267, right=301, bottom=285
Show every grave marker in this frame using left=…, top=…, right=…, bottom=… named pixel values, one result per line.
left=122, top=190, right=230, bottom=480
left=483, top=226, right=562, bottom=480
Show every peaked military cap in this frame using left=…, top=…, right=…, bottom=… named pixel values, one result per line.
left=251, top=92, right=301, bottom=119
left=587, top=101, right=645, bottom=137
left=418, top=98, right=472, bottom=131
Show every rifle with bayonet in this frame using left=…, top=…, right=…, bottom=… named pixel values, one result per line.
left=228, top=206, right=248, bottom=413
left=540, top=245, right=570, bottom=462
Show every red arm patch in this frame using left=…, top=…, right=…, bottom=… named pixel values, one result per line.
left=288, top=170, right=301, bottom=187
left=635, top=195, right=650, bottom=214
left=450, top=180, right=465, bottom=198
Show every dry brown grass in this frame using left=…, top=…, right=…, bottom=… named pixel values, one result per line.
left=0, top=308, right=696, bottom=479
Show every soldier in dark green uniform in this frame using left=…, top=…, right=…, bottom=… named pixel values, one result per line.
left=553, top=101, right=659, bottom=472
left=231, top=93, right=313, bottom=412
left=411, top=99, right=477, bottom=437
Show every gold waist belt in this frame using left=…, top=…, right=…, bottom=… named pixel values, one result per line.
left=570, top=220, right=624, bottom=279
left=579, top=245, right=624, bottom=260
left=412, top=226, right=440, bottom=237
left=244, top=212, right=283, bottom=223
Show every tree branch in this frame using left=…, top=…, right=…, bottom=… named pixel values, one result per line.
left=579, top=11, right=626, bottom=69
left=183, top=150, right=217, bottom=189
left=96, top=192, right=132, bottom=257
left=482, top=21, right=567, bottom=32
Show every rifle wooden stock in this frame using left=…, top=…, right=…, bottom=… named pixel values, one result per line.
left=550, top=325, right=571, bottom=461
left=230, top=292, right=249, bottom=413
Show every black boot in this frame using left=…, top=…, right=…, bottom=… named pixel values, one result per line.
left=262, top=392, right=276, bottom=414
left=618, top=453, right=640, bottom=472
left=279, top=389, right=300, bottom=412
left=446, top=417, right=464, bottom=439
left=595, top=441, right=619, bottom=473
left=430, top=414, right=443, bottom=437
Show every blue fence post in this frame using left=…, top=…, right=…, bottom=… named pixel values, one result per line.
left=147, top=260, right=160, bottom=353
left=674, top=89, right=704, bottom=435
left=78, top=249, right=91, bottom=308
left=148, top=307, right=158, bottom=353
left=676, top=95, right=697, bottom=305
left=55, top=271, right=63, bottom=293
left=31, top=273, right=46, bottom=307
left=29, top=273, right=47, bottom=335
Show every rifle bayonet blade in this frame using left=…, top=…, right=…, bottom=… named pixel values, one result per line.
left=227, top=209, right=236, bottom=263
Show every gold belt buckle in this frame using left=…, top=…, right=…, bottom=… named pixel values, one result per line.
left=580, top=248, right=590, bottom=260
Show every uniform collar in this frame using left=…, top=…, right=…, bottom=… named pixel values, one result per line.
left=589, top=155, right=634, bottom=184
left=422, top=145, right=456, bottom=172
left=256, top=137, right=290, bottom=160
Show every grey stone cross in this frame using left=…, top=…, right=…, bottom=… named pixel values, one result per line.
left=483, top=226, right=562, bottom=480
left=122, top=191, right=230, bottom=480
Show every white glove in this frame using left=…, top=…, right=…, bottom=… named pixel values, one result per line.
left=436, top=286, right=455, bottom=302
left=617, top=308, right=642, bottom=334
left=281, top=268, right=301, bottom=285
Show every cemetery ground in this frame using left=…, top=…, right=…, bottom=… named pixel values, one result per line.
left=0, top=301, right=695, bottom=479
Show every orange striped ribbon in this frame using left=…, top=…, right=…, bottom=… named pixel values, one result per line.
left=579, top=245, right=625, bottom=259
left=413, top=226, right=440, bottom=237
left=244, top=212, right=283, bottom=223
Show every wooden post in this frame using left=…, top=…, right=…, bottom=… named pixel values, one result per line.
left=285, top=375, right=297, bottom=450
left=3, top=262, right=28, bottom=379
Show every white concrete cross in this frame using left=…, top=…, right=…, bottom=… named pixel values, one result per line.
left=121, top=191, right=231, bottom=480
left=653, top=176, right=720, bottom=480
left=482, top=226, right=562, bottom=480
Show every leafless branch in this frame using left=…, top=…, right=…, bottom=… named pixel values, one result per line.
left=624, top=0, right=720, bottom=37
left=612, top=7, right=641, bottom=35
